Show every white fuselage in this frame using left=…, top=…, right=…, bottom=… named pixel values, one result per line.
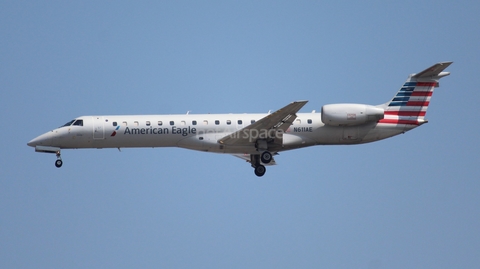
left=26, top=61, right=451, bottom=176
left=28, top=112, right=412, bottom=155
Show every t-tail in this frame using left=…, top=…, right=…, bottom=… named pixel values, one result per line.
left=379, top=61, right=452, bottom=126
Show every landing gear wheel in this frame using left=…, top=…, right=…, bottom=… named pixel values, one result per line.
left=254, top=165, right=266, bottom=177
left=260, top=151, right=272, bottom=164
left=55, top=159, right=63, bottom=168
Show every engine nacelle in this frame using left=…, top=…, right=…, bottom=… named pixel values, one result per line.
left=321, top=104, right=384, bottom=126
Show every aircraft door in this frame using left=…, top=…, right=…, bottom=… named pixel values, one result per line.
left=93, top=116, right=105, bottom=139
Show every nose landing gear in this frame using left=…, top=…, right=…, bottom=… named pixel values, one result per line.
left=33, top=146, right=63, bottom=168
left=55, top=151, right=63, bottom=168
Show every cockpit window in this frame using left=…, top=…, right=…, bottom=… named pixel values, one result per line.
left=60, top=120, right=75, bottom=128
left=72, top=120, right=83, bottom=126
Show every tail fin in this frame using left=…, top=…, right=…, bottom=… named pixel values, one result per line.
left=379, top=62, right=452, bottom=125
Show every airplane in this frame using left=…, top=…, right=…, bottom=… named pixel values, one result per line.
left=28, top=62, right=452, bottom=177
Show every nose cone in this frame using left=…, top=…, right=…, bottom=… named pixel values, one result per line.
left=27, top=132, right=53, bottom=147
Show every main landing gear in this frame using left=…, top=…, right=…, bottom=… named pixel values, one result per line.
left=251, top=151, right=272, bottom=177
left=260, top=151, right=272, bottom=164
left=254, top=165, right=266, bottom=177
left=55, top=151, right=63, bottom=168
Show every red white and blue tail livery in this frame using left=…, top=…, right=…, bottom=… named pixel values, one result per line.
left=28, top=62, right=452, bottom=177
left=381, top=61, right=452, bottom=126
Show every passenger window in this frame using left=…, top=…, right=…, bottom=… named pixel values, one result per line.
left=158, top=121, right=162, bottom=126
left=215, top=120, right=220, bottom=125
left=181, top=121, right=186, bottom=126
left=170, top=121, right=174, bottom=126
left=134, top=121, right=139, bottom=126
left=73, top=120, right=83, bottom=126
left=146, top=121, right=151, bottom=126
left=123, top=121, right=127, bottom=126
left=238, top=120, right=242, bottom=125
left=251, top=120, right=255, bottom=124
left=307, top=119, right=312, bottom=124
left=203, top=120, right=208, bottom=125
left=113, top=122, right=117, bottom=126
left=192, top=120, right=197, bottom=125
left=295, top=119, right=301, bottom=125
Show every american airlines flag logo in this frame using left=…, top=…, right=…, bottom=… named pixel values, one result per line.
left=111, top=126, right=120, bottom=136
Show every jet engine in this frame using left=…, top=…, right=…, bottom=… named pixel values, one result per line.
left=321, top=104, right=384, bottom=126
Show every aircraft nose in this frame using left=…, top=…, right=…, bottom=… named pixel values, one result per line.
left=27, top=132, right=52, bottom=147
left=27, top=139, right=35, bottom=147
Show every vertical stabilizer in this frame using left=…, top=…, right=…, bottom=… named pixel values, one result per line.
left=379, top=62, right=452, bottom=125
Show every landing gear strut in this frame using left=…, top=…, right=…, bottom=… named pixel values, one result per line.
left=55, top=151, right=63, bottom=168
left=252, top=139, right=273, bottom=177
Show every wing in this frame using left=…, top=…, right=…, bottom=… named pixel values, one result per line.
left=218, top=100, right=308, bottom=149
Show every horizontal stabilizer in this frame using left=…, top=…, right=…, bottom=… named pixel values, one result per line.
left=412, top=61, right=453, bottom=79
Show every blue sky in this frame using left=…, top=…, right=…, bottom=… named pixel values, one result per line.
left=1, top=1, right=479, bottom=268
